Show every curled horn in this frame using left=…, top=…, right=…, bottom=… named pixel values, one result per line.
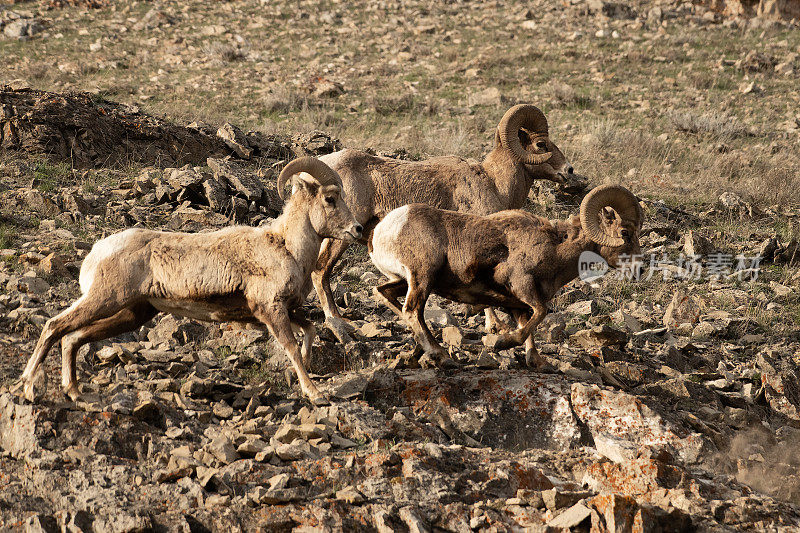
left=277, top=157, right=342, bottom=200
left=579, top=185, right=643, bottom=247
left=497, top=104, right=552, bottom=165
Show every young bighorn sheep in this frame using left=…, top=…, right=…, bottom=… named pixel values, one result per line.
left=305, top=104, right=576, bottom=343
left=369, top=185, right=643, bottom=368
left=16, top=158, right=362, bottom=406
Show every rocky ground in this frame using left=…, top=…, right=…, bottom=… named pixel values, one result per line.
left=2, top=0, right=800, bottom=532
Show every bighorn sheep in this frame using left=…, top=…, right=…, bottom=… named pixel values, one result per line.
left=369, top=185, right=643, bottom=368
left=16, top=158, right=362, bottom=406
left=306, top=104, right=576, bottom=343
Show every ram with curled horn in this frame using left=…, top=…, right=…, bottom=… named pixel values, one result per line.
left=15, top=157, right=362, bottom=406
left=301, top=104, right=581, bottom=347
left=368, top=185, right=644, bottom=369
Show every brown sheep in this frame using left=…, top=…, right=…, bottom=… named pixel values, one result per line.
left=304, top=104, right=577, bottom=343
left=368, top=185, right=643, bottom=368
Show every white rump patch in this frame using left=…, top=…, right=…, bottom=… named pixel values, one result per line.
left=319, top=150, right=347, bottom=170
left=369, top=205, right=410, bottom=282
left=79, top=229, right=136, bottom=293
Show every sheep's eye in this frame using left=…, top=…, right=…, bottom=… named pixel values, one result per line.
left=536, top=141, right=548, bottom=151
left=325, top=196, right=336, bottom=205
left=621, top=229, right=631, bottom=239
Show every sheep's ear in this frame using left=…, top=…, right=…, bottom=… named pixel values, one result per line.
left=298, top=176, right=320, bottom=196
left=518, top=128, right=532, bottom=147
left=601, top=206, right=617, bottom=223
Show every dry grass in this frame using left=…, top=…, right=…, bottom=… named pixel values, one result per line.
left=204, top=42, right=248, bottom=64
left=668, top=111, right=752, bottom=140
left=0, top=0, right=798, bottom=210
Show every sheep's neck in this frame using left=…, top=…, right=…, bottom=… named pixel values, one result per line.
left=482, top=150, right=529, bottom=210
left=549, top=231, right=595, bottom=298
left=272, top=210, right=322, bottom=277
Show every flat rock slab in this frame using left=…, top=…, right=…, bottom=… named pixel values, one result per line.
left=571, top=383, right=707, bottom=463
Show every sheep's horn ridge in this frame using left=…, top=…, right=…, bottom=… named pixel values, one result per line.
left=498, top=104, right=553, bottom=165
left=277, top=157, right=342, bottom=200
left=579, top=185, right=642, bottom=247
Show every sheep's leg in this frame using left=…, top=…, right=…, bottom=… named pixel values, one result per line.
left=489, top=302, right=547, bottom=350
left=374, top=279, right=407, bottom=318
left=484, top=308, right=513, bottom=334
left=311, top=238, right=354, bottom=343
left=20, top=293, right=126, bottom=401
left=256, top=305, right=327, bottom=406
left=60, top=303, right=158, bottom=401
left=488, top=279, right=551, bottom=370
left=509, top=309, right=551, bottom=370
left=403, top=276, right=458, bottom=369
left=289, top=308, right=316, bottom=368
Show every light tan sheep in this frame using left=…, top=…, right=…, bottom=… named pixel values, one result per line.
left=16, top=158, right=362, bottom=405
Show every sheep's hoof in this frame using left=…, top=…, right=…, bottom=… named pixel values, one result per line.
left=325, top=317, right=354, bottom=344
left=527, top=352, right=557, bottom=374
left=22, top=370, right=47, bottom=403
left=419, top=351, right=459, bottom=370
left=63, top=384, right=81, bottom=402
left=9, top=379, right=25, bottom=397
left=309, top=394, right=331, bottom=407
left=436, top=356, right=460, bottom=370
left=24, top=382, right=39, bottom=403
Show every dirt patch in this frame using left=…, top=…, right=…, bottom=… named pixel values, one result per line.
left=0, top=86, right=234, bottom=168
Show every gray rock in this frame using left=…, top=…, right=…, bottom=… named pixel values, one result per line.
left=758, top=350, right=800, bottom=421
left=360, top=321, right=389, bottom=338
left=259, top=486, right=306, bottom=504
left=336, top=486, right=366, bottom=504
left=0, top=394, right=46, bottom=459
left=684, top=230, right=713, bottom=257
left=547, top=502, right=592, bottom=529
left=274, top=423, right=329, bottom=443
left=424, top=305, right=457, bottom=327
left=274, top=439, right=319, bottom=461
left=571, top=383, right=706, bottom=463
left=570, top=325, right=627, bottom=350
left=21, top=189, right=60, bottom=216
left=217, top=123, right=252, bottom=159
left=566, top=299, right=598, bottom=315
left=212, top=401, right=234, bottom=419
left=147, top=315, right=206, bottom=346
left=23, top=514, right=58, bottom=533
left=468, top=86, right=503, bottom=107
left=4, top=19, right=44, bottom=39
left=441, top=326, right=463, bottom=346
left=237, top=436, right=268, bottom=456
left=12, top=276, right=50, bottom=294
left=207, top=157, right=262, bottom=200
left=207, top=436, right=240, bottom=464
left=663, top=289, right=702, bottom=328
left=93, top=512, right=152, bottom=533
left=542, top=488, right=594, bottom=511
left=692, top=321, right=719, bottom=339
left=331, top=373, right=370, bottom=400
left=593, top=433, right=640, bottom=464
left=399, top=506, right=430, bottom=533
left=202, top=177, right=229, bottom=212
